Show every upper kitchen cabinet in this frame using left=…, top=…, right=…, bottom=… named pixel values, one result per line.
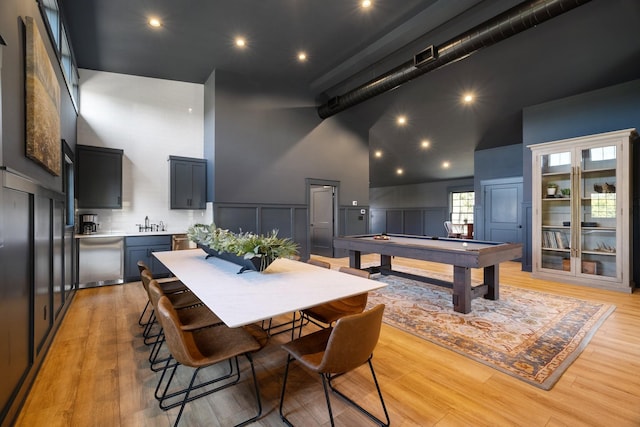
left=169, top=156, right=206, bottom=209
left=76, top=145, right=123, bottom=209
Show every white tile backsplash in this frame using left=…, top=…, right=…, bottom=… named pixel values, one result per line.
left=77, top=69, right=210, bottom=233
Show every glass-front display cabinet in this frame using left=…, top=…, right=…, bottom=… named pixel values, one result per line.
left=529, top=128, right=636, bottom=292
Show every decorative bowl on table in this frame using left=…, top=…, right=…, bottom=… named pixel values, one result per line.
left=198, top=244, right=275, bottom=273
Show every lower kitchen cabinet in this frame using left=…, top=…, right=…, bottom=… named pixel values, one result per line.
left=124, top=235, right=172, bottom=282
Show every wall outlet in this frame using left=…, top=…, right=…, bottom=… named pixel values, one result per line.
left=352, top=200, right=358, bottom=206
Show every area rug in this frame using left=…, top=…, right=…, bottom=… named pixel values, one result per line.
left=367, top=269, right=615, bottom=390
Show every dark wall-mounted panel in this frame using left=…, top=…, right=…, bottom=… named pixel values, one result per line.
left=214, top=203, right=313, bottom=260
left=0, top=187, right=31, bottom=423
left=385, top=210, right=403, bottom=234
left=215, top=206, right=258, bottom=233
left=370, top=206, right=447, bottom=237
left=261, top=207, right=293, bottom=238
left=403, top=210, right=423, bottom=235
left=33, top=195, right=52, bottom=355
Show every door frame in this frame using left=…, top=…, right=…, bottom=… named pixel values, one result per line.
left=305, top=178, right=339, bottom=259
left=479, top=176, right=523, bottom=243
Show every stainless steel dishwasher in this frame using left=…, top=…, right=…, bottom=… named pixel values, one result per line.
left=78, top=236, right=124, bottom=287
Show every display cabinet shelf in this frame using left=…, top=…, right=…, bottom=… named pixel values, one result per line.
left=529, top=128, right=636, bottom=293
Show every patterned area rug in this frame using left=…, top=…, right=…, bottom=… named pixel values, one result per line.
left=367, top=270, right=615, bottom=390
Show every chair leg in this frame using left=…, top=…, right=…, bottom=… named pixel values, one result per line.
left=327, top=358, right=390, bottom=427
left=165, top=355, right=261, bottom=427
left=138, top=300, right=152, bottom=326
left=235, top=352, right=262, bottom=427
left=262, top=312, right=303, bottom=337
left=149, top=332, right=175, bottom=372
left=320, top=374, right=336, bottom=427
left=279, top=355, right=294, bottom=427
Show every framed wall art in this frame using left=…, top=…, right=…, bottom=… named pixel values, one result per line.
left=25, top=16, right=61, bottom=176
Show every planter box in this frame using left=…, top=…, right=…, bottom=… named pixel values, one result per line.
left=197, top=244, right=273, bottom=273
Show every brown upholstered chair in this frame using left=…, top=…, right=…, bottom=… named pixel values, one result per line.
left=298, top=266, right=370, bottom=336
left=147, top=279, right=223, bottom=370
left=279, top=304, right=390, bottom=426
left=154, top=295, right=264, bottom=427
left=306, top=258, right=331, bottom=269
left=261, top=258, right=333, bottom=337
left=137, top=260, right=188, bottom=327
left=140, top=269, right=202, bottom=345
left=148, top=280, right=222, bottom=332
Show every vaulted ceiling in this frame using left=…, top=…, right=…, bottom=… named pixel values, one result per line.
left=60, top=0, right=640, bottom=187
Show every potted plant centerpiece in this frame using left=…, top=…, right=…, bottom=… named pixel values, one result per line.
left=187, top=223, right=299, bottom=273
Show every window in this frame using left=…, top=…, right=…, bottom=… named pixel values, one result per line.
left=451, top=191, right=474, bottom=224
left=37, top=0, right=80, bottom=111
left=591, top=193, right=616, bottom=218
left=590, top=146, right=616, bottom=161
left=549, top=152, right=571, bottom=167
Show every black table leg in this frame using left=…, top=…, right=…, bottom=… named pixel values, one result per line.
left=349, top=250, right=362, bottom=269
left=380, top=254, right=392, bottom=270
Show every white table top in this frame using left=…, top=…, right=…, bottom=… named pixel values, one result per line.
left=153, top=249, right=387, bottom=328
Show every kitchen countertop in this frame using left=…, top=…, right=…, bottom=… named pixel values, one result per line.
left=75, top=230, right=188, bottom=239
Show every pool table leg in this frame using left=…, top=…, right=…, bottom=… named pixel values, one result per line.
left=453, top=266, right=472, bottom=314
left=349, top=250, right=362, bottom=269
left=484, top=264, right=499, bottom=300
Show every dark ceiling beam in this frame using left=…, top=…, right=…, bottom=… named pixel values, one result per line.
left=317, top=0, right=592, bottom=119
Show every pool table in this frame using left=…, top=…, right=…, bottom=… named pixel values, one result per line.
left=333, top=234, right=522, bottom=313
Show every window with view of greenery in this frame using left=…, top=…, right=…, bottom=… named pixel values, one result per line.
left=451, top=191, right=474, bottom=224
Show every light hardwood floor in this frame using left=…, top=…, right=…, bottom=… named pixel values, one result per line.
left=15, top=255, right=640, bottom=426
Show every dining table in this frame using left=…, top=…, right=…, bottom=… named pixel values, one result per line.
left=152, top=249, right=387, bottom=328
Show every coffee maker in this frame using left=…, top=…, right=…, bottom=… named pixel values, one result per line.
left=80, top=214, right=98, bottom=234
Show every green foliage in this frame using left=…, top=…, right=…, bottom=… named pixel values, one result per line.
left=187, top=223, right=299, bottom=260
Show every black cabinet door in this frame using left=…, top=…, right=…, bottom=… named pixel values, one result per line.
left=76, top=145, right=123, bottom=209
left=190, top=162, right=206, bottom=209
left=124, top=236, right=172, bottom=282
left=0, top=188, right=31, bottom=417
left=124, top=246, right=151, bottom=282
left=169, top=156, right=206, bottom=209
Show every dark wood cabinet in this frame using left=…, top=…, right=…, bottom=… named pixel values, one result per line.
left=76, top=145, right=123, bottom=209
left=169, top=156, right=206, bottom=209
left=124, top=235, right=172, bottom=282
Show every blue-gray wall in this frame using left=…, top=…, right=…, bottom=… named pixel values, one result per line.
left=522, top=79, right=640, bottom=278
left=369, top=178, right=474, bottom=237
left=203, top=69, right=372, bottom=258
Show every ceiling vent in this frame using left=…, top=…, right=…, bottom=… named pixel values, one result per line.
left=318, top=0, right=592, bottom=119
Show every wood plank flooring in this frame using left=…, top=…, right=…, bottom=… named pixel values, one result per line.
left=15, top=255, right=640, bottom=426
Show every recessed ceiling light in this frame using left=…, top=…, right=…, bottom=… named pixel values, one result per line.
left=297, top=51, right=307, bottom=62
left=235, top=37, right=247, bottom=48
left=442, top=161, right=450, bottom=168
left=421, top=139, right=430, bottom=148
left=463, top=93, right=474, bottom=103
left=361, top=0, right=372, bottom=8
left=396, top=115, right=407, bottom=126
left=396, top=168, right=404, bottom=175
left=148, top=18, right=161, bottom=28
left=374, top=150, right=383, bottom=158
